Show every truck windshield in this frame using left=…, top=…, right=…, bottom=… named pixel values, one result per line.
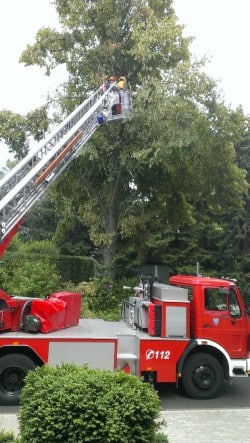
left=205, top=288, right=241, bottom=317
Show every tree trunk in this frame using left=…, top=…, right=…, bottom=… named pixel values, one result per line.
left=103, top=205, right=118, bottom=279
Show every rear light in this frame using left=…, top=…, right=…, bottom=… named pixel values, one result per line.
left=121, top=364, right=131, bottom=374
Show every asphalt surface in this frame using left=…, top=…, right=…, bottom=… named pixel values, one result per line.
left=1, top=408, right=250, bottom=442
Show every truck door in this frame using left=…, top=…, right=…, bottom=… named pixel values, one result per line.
left=200, top=286, right=246, bottom=358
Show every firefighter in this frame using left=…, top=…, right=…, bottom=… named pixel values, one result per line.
left=108, top=76, right=116, bottom=87
left=101, top=75, right=109, bottom=92
left=117, top=76, right=127, bottom=90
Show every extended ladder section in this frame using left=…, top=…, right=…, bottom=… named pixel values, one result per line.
left=0, top=84, right=132, bottom=251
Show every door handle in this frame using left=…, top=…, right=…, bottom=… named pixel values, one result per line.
left=202, top=324, right=212, bottom=327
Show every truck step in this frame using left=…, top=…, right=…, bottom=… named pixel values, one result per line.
left=117, top=353, right=138, bottom=361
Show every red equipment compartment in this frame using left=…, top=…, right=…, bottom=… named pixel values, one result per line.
left=30, top=298, right=66, bottom=333
left=153, top=298, right=190, bottom=338
left=48, top=292, right=81, bottom=327
left=148, top=303, right=161, bottom=336
left=30, top=292, right=81, bottom=333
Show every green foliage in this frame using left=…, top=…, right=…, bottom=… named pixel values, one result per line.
left=154, top=434, right=168, bottom=443
left=0, top=233, right=97, bottom=295
left=0, top=110, right=28, bottom=159
left=88, top=277, right=137, bottom=319
left=0, top=106, right=49, bottom=160
left=20, top=194, right=59, bottom=242
left=0, top=238, right=61, bottom=296
left=56, top=278, right=135, bottom=320
left=64, top=280, right=97, bottom=318
left=52, top=202, right=94, bottom=256
left=55, top=255, right=95, bottom=284
left=3, top=257, right=61, bottom=297
left=19, top=364, right=164, bottom=443
left=0, top=432, right=19, bottom=443
left=25, top=107, right=49, bottom=141
left=20, top=0, right=190, bottom=91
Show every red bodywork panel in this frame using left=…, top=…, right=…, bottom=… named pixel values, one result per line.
left=0, top=334, right=118, bottom=370
left=139, top=339, right=189, bottom=382
left=169, top=275, right=248, bottom=359
left=0, top=217, right=26, bottom=257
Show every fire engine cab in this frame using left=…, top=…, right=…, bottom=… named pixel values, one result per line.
left=0, top=83, right=249, bottom=406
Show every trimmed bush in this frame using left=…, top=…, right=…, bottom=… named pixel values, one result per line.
left=0, top=431, right=19, bottom=443
left=1, top=255, right=61, bottom=297
left=2, top=252, right=95, bottom=290
left=19, top=364, right=166, bottom=443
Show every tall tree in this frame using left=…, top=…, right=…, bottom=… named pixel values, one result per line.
left=17, top=0, right=248, bottom=278
left=19, top=0, right=192, bottom=277
left=20, top=0, right=190, bottom=100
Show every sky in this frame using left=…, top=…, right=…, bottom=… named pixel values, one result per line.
left=0, top=0, right=66, bottom=167
left=1, top=0, right=250, bottom=167
left=174, top=0, right=250, bottom=111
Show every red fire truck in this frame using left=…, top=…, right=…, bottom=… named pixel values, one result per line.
left=0, top=272, right=249, bottom=406
left=0, top=84, right=249, bottom=406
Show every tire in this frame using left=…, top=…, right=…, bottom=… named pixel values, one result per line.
left=0, top=353, right=36, bottom=406
left=181, top=352, right=224, bottom=399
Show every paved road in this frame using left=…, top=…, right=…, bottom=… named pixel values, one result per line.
left=157, top=377, right=250, bottom=442
left=159, top=408, right=250, bottom=443
left=158, top=377, right=250, bottom=409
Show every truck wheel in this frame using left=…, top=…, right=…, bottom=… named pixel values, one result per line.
left=0, top=354, right=36, bottom=406
left=182, top=352, right=224, bottom=399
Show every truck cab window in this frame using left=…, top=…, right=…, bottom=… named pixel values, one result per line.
left=205, top=289, right=227, bottom=311
left=205, top=288, right=241, bottom=317
left=229, top=290, right=241, bottom=318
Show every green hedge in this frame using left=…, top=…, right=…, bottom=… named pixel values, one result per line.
left=55, top=255, right=95, bottom=284
left=2, top=252, right=96, bottom=286
left=19, top=364, right=167, bottom=443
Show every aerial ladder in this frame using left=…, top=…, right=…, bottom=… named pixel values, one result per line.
left=0, top=83, right=132, bottom=255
